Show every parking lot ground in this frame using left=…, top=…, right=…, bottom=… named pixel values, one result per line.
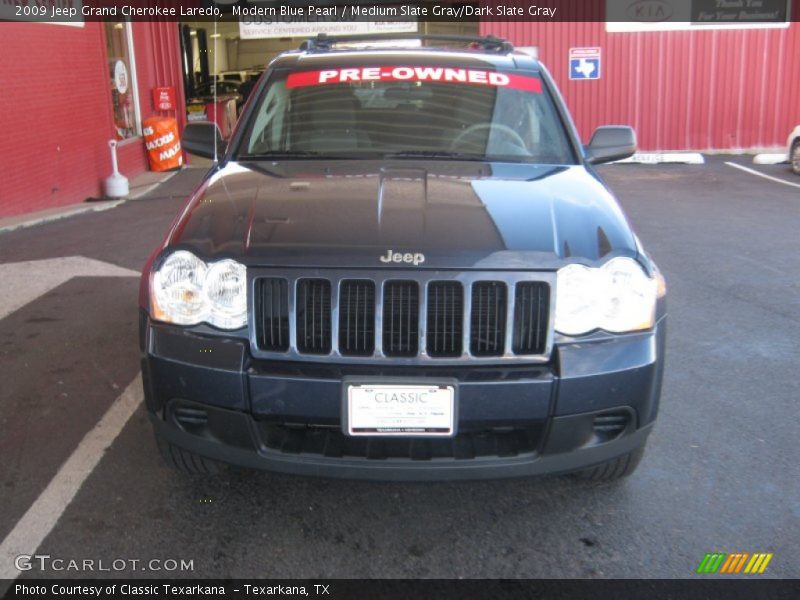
left=0, top=158, right=798, bottom=580
left=724, top=159, right=800, bottom=191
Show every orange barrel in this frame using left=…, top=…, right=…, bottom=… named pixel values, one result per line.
left=142, top=117, right=183, bottom=172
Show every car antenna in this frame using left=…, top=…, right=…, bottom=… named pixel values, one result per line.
left=213, top=17, right=218, bottom=163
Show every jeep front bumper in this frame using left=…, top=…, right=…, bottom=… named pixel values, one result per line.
left=141, top=315, right=665, bottom=481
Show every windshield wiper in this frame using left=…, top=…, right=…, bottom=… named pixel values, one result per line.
left=239, top=151, right=368, bottom=160
left=386, top=151, right=538, bottom=164
left=383, top=150, right=484, bottom=160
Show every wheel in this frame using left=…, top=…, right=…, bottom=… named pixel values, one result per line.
left=571, top=445, right=646, bottom=481
left=791, top=140, right=800, bottom=176
left=156, top=436, right=223, bottom=474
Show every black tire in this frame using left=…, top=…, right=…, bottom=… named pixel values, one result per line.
left=156, top=436, right=223, bottom=474
left=571, top=445, right=646, bottom=481
left=791, top=140, right=800, bottom=176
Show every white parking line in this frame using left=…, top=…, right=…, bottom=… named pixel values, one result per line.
left=0, top=257, right=141, bottom=580
left=0, top=257, right=138, bottom=321
left=0, top=375, right=143, bottom=580
left=725, top=161, right=800, bottom=190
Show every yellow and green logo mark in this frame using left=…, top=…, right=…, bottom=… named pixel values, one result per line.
left=696, top=552, right=773, bottom=574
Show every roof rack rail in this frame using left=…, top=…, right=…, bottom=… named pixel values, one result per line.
left=299, top=33, right=514, bottom=54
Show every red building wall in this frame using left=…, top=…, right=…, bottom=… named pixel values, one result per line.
left=483, top=8, right=800, bottom=151
left=0, top=21, right=185, bottom=218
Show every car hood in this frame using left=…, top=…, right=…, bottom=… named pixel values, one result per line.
left=167, top=160, right=638, bottom=270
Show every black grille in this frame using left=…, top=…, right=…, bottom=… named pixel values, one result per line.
left=512, top=282, right=550, bottom=355
left=296, top=279, right=331, bottom=354
left=255, top=278, right=289, bottom=352
left=339, top=280, right=375, bottom=356
left=254, top=275, right=550, bottom=359
left=427, top=282, right=463, bottom=357
left=383, top=281, right=419, bottom=357
left=258, top=422, right=544, bottom=460
left=470, top=282, right=507, bottom=356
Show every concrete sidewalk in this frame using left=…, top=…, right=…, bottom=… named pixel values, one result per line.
left=0, top=167, right=183, bottom=234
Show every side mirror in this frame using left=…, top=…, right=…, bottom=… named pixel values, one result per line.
left=585, top=126, right=637, bottom=165
left=182, top=122, right=226, bottom=160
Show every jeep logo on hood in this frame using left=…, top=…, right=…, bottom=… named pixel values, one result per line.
left=380, top=250, right=425, bottom=266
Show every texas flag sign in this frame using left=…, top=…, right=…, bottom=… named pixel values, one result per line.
left=569, top=47, right=601, bottom=80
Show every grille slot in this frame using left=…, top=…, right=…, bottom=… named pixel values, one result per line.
left=592, top=412, right=630, bottom=440
left=255, top=278, right=289, bottom=352
left=470, top=282, right=507, bottom=356
left=174, top=407, right=208, bottom=426
left=172, top=406, right=209, bottom=435
left=339, top=280, right=375, bottom=356
left=426, top=282, right=463, bottom=357
left=513, top=282, right=550, bottom=355
left=382, top=281, right=419, bottom=357
left=296, top=279, right=332, bottom=354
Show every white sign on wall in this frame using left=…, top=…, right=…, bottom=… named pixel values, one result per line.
left=114, top=60, right=129, bottom=94
left=569, top=47, right=601, bottom=80
left=239, top=20, right=417, bottom=40
left=606, top=0, right=790, bottom=31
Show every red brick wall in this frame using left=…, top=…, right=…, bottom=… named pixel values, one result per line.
left=484, top=5, right=800, bottom=152
left=0, top=21, right=186, bottom=218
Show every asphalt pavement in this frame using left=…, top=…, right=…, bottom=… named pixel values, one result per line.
left=0, top=158, right=798, bottom=580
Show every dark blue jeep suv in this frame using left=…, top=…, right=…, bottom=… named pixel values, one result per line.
left=139, top=34, right=666, bottom=481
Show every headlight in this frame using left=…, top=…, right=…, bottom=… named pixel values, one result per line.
left=553, top=264, right=601, bottom=336
left=151, top=251, right=247, bottom=330
left=203, top=259, right=247, bottom=329
left=555, top=257, right=661, bottom=336
left=151, top=251, right=208, bottom=325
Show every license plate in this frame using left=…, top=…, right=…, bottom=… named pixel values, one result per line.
left=346, top=384, right=455, bottom=437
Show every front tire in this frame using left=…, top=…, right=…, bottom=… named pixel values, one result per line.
left=571, top=445, right=646, bottom=481
left=156, top=436, right=223, bottom=474
left=791, top=140, right=800, bottom=175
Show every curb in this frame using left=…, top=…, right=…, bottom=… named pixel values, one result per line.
left=0, top=200, right=126, bottom=234
left=0, top=169, right=180, bottom=235
left=753, top=153, right=788, bottom=165
left=127, top=168, right=181, bottom=200
left=613, top=153, right=705, bottom=165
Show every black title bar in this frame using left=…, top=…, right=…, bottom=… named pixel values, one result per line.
left=3, top=579, right=800, bottom=600
left=2, top=0, right=797, bottom=24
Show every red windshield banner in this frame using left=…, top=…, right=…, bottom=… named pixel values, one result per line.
left=286, top=67, right=542, bottom=93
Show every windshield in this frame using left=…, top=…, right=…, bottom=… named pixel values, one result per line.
left=238, top=65, right=576, bottom=164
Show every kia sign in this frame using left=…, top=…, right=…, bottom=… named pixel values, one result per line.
left=692, top=0, right=789, bottom=23
left=626, top=0, right=675, bottom=22
left=607, top=0, right=790, bottom=31
left=152, top=87, right=176, bottom=112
